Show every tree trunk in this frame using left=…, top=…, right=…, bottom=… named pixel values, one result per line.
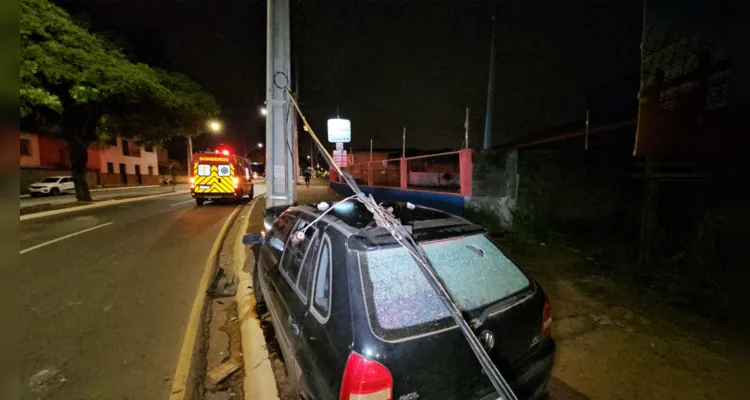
left=69, top=138, right=92, bottom=202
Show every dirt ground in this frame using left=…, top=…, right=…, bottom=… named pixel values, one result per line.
left=499, top=239, right=732, bottom=400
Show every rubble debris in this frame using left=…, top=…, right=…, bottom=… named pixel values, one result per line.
left=207, top=360, right=242, bottom=387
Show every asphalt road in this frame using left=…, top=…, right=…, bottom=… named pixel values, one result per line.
left=20, top=183, right=266, bottom=399
left=20, top=184, right=191, bottom=209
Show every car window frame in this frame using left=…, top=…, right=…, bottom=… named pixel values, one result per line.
left=310, top=234, right=332, bottom=324
left=278, top=218, right=318, bottom=303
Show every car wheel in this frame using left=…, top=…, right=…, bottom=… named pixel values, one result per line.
left=195, top=198, right=205, bottom=206
left=253, top=262, right=265, bottom=305
left=250, top=188, right=254, bottom=199
left=29, top=193, right=38, bottom=197
left=50, top=187, right=60, bottom=196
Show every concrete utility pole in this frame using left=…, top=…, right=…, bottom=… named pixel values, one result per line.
left=265, top=0, right=296, bottom=208
left=483, top=11, right=498, bottom=150
left=464, top=107, right=470, bottom=148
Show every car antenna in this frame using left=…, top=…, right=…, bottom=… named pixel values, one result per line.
left=285, top=88, right=518, bottom=400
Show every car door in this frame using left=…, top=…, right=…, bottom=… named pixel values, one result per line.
left=295, top=229, right=346, bottom=400
left=62, top=177, right=75, bottom=192
left=257, top=212, right=298, bottom=382
left=261, top=212, right=319, bottom=390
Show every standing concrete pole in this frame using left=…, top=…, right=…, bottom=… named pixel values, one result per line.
left=265, top=0, right=296, bottom=208
left=464, top=107, right=470, bottom=148
left=402, top=127, right=406, bottom=158
left=483, top=11, right=497, bottom=150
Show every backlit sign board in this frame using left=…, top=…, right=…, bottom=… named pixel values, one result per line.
left=327, top=118, right=351, bottom=143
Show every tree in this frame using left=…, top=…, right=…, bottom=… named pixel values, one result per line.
left=20, top=0, right=219, bottom=201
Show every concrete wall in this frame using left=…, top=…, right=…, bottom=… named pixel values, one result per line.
left=465, top=149, right=519, bottom=230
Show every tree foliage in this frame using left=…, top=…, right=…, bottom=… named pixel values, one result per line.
left=20, top=0, right=219, bottom=200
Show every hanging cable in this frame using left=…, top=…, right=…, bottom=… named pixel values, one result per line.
left=284, top=89, right=518, bottom=400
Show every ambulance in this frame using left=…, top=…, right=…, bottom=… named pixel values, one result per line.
left=190, top=147, right=254, bottom=206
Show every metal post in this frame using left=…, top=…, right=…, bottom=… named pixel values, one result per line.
left=186, top=135, right=193, bottom=175
left=402, top=127, right=406, bottom=158
left=464, top=107, right=470, bottom=148
left=370, top=138, right=373, bottom=162
left=265, top=0, right=296, bottom=208
left=585, top=109, right=590, bottom=150
left=483, top=11, right=497, bottom=150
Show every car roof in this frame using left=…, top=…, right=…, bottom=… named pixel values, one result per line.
left=43, top=176, right=69, bottom=179
left=285, top=200, right=486, bottom=247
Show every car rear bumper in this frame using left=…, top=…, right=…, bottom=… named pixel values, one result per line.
left=478, top=339, right=555, bottom=400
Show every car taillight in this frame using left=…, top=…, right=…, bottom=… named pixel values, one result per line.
left=233, top=176, right=239, bottom=189
left=189, top=177, right=195, bottom=188
left=542, top=300, right=552, bottom=339
left=340, top=352, right=392, bottom=400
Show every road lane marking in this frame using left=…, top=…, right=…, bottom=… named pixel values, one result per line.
left=169, top=204, right=243, bottom=400
left=169, top=199, right=195, bottom=207
left=20, top=222, right=114, bottom=255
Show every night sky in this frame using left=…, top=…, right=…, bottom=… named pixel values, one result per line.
left=60, top=0, right=641, bottom=158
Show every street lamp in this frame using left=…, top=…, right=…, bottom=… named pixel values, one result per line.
left=257, top=142, right=263, bottom=148
left=260, top=107, right=267, bottom=117
left=208, top=120, right=223, bottom=132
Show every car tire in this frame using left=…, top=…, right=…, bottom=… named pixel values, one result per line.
left=50, top=187, right=60, bottom=196
left=253, top=262, right=265, bottom=306
left=195, top=198, right=205, bottom=206
left=250, top=188, right=254, bottom=199
left=29, top=193, right=38, bottom=197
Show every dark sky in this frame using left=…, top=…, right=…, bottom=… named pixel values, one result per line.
left=60, top=0, right=641, bottom=157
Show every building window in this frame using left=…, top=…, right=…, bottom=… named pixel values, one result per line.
left=122, top=140, right=130, bottom=156
left=107, top=162, right=114, bottom=174
left=144, top=145, right=153, bottom=153
left=21, top=139, right=30, bottom=156
left=148, top=166, right=153, bottom=175
left=107, top=136, right=117, bottom=147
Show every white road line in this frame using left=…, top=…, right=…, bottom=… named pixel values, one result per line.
left=20, top=222, right=114, bottom=255
left=169, top=199, right=195, bottom=207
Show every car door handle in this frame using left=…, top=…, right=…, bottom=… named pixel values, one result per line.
left=288, top=315, right=300, bottom=336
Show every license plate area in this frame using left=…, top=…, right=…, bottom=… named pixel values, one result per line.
left=198, top=185, right=211, bottom=190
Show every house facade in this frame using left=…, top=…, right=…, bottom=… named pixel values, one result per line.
left=20, top=132, right=166, bottom=192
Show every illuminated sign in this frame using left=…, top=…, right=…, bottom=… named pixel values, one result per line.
left=327, top=118, right=351, bottom=143
left=198, top=157, right=230, bottom=162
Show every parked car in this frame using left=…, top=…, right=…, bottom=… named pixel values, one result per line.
left=28, top=176, right=75, bottom=197
left=244, top=201, right=555, bottom=400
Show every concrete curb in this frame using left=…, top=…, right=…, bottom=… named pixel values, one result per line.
left=233, top=196, right=280, bottom=400
left=20, top=190, right=190, bottom=222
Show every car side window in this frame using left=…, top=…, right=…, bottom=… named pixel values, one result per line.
left=296, top=229, right=322, bottom=298
left=311, top=237, right=331, bottom=321
left=279, top=219, right=317, bottom=298
left=266, top=213, right=297, bottom=261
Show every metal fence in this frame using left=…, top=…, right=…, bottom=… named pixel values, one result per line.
left=332, top=149, right=471, bottom=195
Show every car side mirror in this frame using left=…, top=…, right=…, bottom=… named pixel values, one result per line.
left=242, top=233, right=264, bottom=245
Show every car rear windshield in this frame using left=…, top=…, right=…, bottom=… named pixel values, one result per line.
left=359, top=234, right=530, bottom=340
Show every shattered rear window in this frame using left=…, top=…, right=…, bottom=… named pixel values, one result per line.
left=359, top=234, right=530, bottom=339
